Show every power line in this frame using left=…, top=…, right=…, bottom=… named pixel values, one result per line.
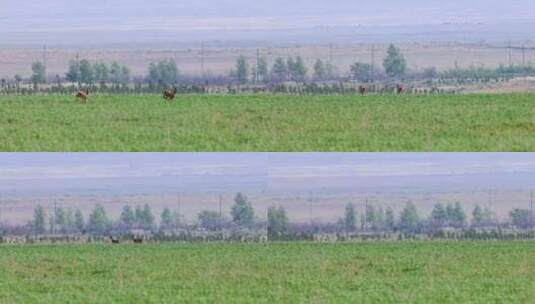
left=255, top=48, right=260, bottom=85
left=42, top=45, right=47, bottom=81
left=530, top=190, right=533, bottom=227
left=364, top=197, right=369, bottom=231
left=53, top=199, right=57, bottom=235
left=177, top=193, right=181, bottom=217
left=508, top=40, right=513, bottom=66
left=370, top=44, right=376, bottom=82
left=309, top=191, right=313, bottom=224
left=488, top=189, right=493, bottom=211
left=200, top=41, right=205, bottom=80
left=219, top=193, right=223, bottom=230
left=522, top=45, right=526, bottom=67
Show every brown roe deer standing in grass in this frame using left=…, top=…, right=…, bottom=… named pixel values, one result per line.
left=109, top=236, right=120, bottom=244
left=396, top=84, right=404, bottom=94
left=358, top=85, right=367, bottom=95
left=163, top=87, right=177, bottom=101
left=75, top=89, right=90, bottom=103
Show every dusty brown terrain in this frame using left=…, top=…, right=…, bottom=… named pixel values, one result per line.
left=1, top=42, right=533, bottom=79
left=0, top=189, right=531, bottom=226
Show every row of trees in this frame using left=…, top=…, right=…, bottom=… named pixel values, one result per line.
left=10, top=43, right=534, bottom=90
left=65, top=59, right=131, bottom=85
left=26, top=193, right=256, bottom=235
left=231, top=44, right=407, bottom=84
left=20, top=45, right=408, bottom=88
left=339, top=202, right=533, bottom=233
left=17, top=195, right=535, bottom=238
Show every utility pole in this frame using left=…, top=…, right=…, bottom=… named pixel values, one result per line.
left=255, top=48, right=260, bottom=85
left=75, top=53, right=80, bottom=88
left=522, top=45, right=526, bottom=67
left=488, top=189, right=492, bottom=211
left=42, top=45, right=47, bottom=83
left=177, top=193, right=181, bottom=217
left=200, top=41, right=205, bottom=80
left=508, top=40, right=513, bottom=67
left=370, top=44, right=376, bottom=82
left=53, top=199, right=58, bottom=235
left=530, top=190, right=533, bottom=227
left=219, top=193, right=223, bottom=230
left=308, top=191, right=313, bottom=224
left=364, top=197, right=369, bottom=231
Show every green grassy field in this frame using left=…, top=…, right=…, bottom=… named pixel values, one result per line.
left=1, top=242, right=534, bottom=303
left=1, top=94, right=535, bottom=151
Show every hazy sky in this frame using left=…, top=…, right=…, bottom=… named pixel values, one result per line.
left=2, top=0, right=534, bottom=31
left=2, top=0, right=534, bottom=46
left=1, top=153, right=535, bottom=193
left=2, top=153, right=535, bottom=179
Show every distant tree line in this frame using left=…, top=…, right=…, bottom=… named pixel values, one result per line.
left=2, top=193, right=535, bottom=243
left=1, top=43, right=535, bottom=96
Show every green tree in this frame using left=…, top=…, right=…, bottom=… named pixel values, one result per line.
left=272, top=57, right=288, bottom=82
left=235, top=55, right=249, bottom=84
left=14, top=74, right=22, bottom=88
left=399, top=201, right=420, bottom=232
left=446, top=203, right=455, bottom=225
left=141, top=204, right=155, bottom=229
left=325, top=63, right=337, bottom=79
left=344, top=203, right=357, bottom=232
left=48, top=213, right=55, bottom=234
left=109, top=62, right=121, bottom=84
left=64, top=208, right=74, bottom=233
left=160, top=207, right=174, bottom=229
left=350, top=62, right=372, bottom=82
left=148, top=63, right=159, bottom=85
left=135, top=205, right=144, bottom=226
left=93, top=62, right=109, bottom=83
left=288, top=56, right=307, bottom=81
left=147, top=59, right=179, bottom=85
left=430, top=203, right=448, bottom=227
left=66, top=59, right=80, bottom=83
left=314, top=59, right=327, bottom=80
left=385, top=206, right=395, bottom=230
left=32, top=205, right=47, bottom=234
left=383, top=44, right=407, bottom=78
left=55, top=207, right=66, bottom=232
left=256, top=56, right=268, bottom=82
left=79, top=59, right=94, bottom=84
left=31, top=61, right=46, bottom=85
left=120, top=205, right=135, bottom=228
left=423, top=67, right=438, bottom=79
left=472, top=205, right=484, bottom=227
left=483, top=207, right=496, bottom=226
left=509, top=209, right=531, bottom=229
left=442, top=202, right=466, bottom=227
left=120, top=66, right=131, bottom=84
left=231, top=193, right=255, bottom=227
left=173, top=210, right=182, bottom=227
left=198, top=211, right=221, bottom=231
left=267, top=206, right=288, bottom=239
left=88, top=204, right=109, bottom=234
left=74, top=209, right=85, bottom=232
left=376, top=206, right=385, bottom=229
left=365, top=204, right=377, bottom=230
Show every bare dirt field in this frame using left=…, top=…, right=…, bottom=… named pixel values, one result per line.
left=2, top=42, right=534, bottom=79
left=0, top=189, right=531, bottom=226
